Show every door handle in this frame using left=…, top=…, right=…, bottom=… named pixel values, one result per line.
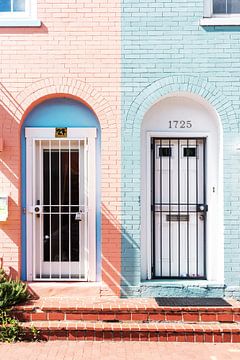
left=197, top=204, right=208, bottom=221
left=33, top=204, right=42, bottom=216
left=75, top=211, right=84, bottom=221
left=33, top=200, right=42, bottom=216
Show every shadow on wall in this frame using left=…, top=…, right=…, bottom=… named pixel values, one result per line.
left=203, top=25, right=240, bottom=33
left=121, top=220, right=140, bottom=296
left=0, top=90, right=22, bottom=279
left=0, top=23, right=48, bottom=35
left=102, top=204, right=138, bottom=297
left=101, top=204, right=122, bottom=297
left=0, top=84, right=124, bottom=296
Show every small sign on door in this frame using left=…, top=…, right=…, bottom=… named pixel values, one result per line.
left=55, top=128, right=67, bottom=138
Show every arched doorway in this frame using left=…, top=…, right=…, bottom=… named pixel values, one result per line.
left=21, top=98, right=101, bottom=282
left=141, top=93, right=223, bottom=283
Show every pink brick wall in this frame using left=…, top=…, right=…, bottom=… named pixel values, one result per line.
left=0, top=1, right=121, bottom=295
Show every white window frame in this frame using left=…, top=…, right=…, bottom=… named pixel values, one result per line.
left=0, top=0, right=40, bottom=27
left=200, top=0, right=240, bottom=25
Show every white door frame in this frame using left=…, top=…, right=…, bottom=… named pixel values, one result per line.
left=25, top=127, right=97, bottom=281
left=143, top=131, right=224, bottom=283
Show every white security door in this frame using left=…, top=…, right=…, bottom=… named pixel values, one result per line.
left=26, top=128, right=96, bottom=281
left=152, top=138, right=207, bottom=279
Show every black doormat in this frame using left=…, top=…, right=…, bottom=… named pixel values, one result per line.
left=155, top=297, right=231, bottom=307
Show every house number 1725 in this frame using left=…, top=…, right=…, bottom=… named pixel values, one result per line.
left=169, top=120, right=192, bottom=129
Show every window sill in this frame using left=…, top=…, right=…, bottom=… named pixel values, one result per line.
left=200, top=17, right=240, bottom=26
left=141, top=280, right=225, bottom=288
left=0, top=19, right=41, bottom=27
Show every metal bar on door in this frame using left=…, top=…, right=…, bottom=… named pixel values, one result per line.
left=155, top=139, right=158, bottom=276
left=84, top=138, right=88, bottom=279
left=78, top=140, right=81, bottom=280
left=49, top=140, right=52, bottom=279
left=68, top=140, right=71, bottom=279
left=168, top=139, right=171, bottom=277
left=159, top=139, right=163, bottom=277
left=186, top=139, right=190, bottom=277
left=151, top=138, right=156, bottom=277
left=178, top=139, right=180, bottom=277
left=39, top=140, right=42, bottom=280
left=153, top=202, right=202, bottom=206
left=152, top=137, right=206, bottom=280
left=59, top=140, right=62, bottom=279
left=196, top=139, right=199, bottom=277
left=203, top=138, right=207, bottom=277
left=32, top=139, right=36, bottom=280
left=153, top=208, right=201, bottom=213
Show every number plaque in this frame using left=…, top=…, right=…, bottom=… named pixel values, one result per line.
left=168, top=120, right=192, bottom=129
left=55, top=128, right=67, bottom=138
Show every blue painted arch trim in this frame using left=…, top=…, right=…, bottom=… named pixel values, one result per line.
left=21, top=98, right=101, bottom=281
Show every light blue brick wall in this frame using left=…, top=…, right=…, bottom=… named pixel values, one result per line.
left=121, top=0, right=240, bottom=298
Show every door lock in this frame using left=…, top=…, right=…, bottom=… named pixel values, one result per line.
left=75, top=211, right=83, bottom=221
left=33, top=200, right=41, bottom=216
left=33, top=202, right=42, bottom=216
left=197, top=204, right=208, bottom=212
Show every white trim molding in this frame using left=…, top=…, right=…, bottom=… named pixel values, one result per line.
left=25, top=127, right=97, bottom=282
left=141, top=94, right=224, bottom=284
left=0, top=0, right=41, bottom=27
left=203, top=0, right=213, bottom=18
left=25, top=128, right=97, bottom=140
left=200, top=17, right=240, bottom=26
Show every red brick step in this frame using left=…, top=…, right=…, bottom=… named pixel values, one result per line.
left=12, top=303, right=240, bottom=323
left=10, top=298, right=240, bottom=342
left=20, top=320, right=240, bottom=343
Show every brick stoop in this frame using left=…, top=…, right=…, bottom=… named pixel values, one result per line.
left=11, top=298, right=240, bottom=342
left=20, top=321, right=240, bottom=342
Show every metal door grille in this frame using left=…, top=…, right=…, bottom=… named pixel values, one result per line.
left=33, top=139, right=88, bottom=280
left=151, top=138, right=207, bottom=279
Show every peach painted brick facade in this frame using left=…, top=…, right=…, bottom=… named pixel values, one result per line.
left=0, top=1, right=121, bottom=295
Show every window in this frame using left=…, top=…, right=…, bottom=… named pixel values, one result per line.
left=213, top=0, right=240, bottom=15
left=183, top=147, right=197, bottom=157
left=158, top=147, right=172, bottom=157
left=201, top=0, right=240, bottom=25
left=0, top=0, right=28, bottom=17
left=0, top=0, right=40, bottom=26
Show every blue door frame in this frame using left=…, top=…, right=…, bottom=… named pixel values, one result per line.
left=21, top=98, right=101, bottom=281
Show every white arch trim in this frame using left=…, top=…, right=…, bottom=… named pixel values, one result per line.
left=141, top=92, right=224, bottom=284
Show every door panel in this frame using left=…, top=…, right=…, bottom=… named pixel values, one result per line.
left=33, top=140, right=87, bottom=280
left=152, top=138, right=207, bottom=279
left=26, top=128, right=97, bottom=282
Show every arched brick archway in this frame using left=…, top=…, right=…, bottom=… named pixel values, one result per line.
left=126, top=75, right=238, bottom=134
left=0, top=77, right=121, bottom=296
left=16, top=78, right=116, bottom=132
left=121, top=75, right=238, bottom=296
